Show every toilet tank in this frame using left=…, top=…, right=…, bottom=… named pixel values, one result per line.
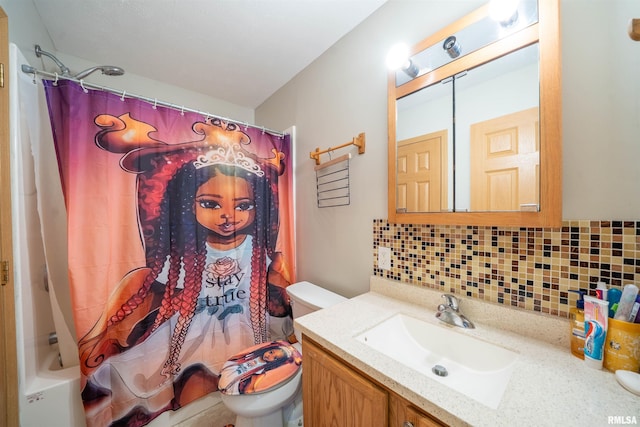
left=286, top=281, right=346, bottom=342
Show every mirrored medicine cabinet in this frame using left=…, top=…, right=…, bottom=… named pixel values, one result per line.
left=387, top=0, right=561, bottom=227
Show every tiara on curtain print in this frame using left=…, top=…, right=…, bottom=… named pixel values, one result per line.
left=194, top=143, right=265, bottom=176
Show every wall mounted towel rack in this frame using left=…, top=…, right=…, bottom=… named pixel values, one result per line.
left=309, top=132, right=366, bottom=165
left=630, top=18, right=640, bottom=41
left=315, top=153, right=352, bottom=208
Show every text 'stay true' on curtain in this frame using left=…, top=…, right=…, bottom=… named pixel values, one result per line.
left=43, top=80, right=295, bottom=427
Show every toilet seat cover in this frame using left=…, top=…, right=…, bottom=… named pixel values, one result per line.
left=218, top=340, right=302, bottom=396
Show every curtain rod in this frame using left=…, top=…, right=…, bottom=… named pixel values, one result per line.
left=20, top=64, right=286, bottom=138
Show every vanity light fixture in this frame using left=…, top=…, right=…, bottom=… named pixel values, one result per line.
left=386, top=43, right=419, bottom=78
left=443, top=36, right=461, bottom=59
left=489, top=0, right=520, bottom=26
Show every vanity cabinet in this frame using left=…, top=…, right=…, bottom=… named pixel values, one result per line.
left=303, top=337, right=446, bottom=427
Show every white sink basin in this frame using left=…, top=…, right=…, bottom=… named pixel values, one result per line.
left=355, top=313, right=518, bottom=409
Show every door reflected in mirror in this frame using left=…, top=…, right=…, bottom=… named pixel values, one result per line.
left=396, top=130, right=449, bottom=212
left=395, top=43, right=539, bottom=213
left=396, top=77, right=453, bottom=213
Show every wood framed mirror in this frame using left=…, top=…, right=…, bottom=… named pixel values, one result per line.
left=387, top=0, right=561, bottom=227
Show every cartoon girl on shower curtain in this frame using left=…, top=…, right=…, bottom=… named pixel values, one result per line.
left=77, top=115, right=292, bottom=426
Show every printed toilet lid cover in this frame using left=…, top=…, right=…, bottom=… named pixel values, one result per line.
left=218, top=340, right=302, bottom=396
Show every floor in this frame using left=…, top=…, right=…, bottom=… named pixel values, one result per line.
left=174, top=401, right=236, bottom=427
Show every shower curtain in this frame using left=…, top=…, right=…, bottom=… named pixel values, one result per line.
left=42, top=79, right=295, bottom=427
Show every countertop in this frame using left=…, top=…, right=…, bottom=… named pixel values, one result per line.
left=294, top=276, right=639, bottom=427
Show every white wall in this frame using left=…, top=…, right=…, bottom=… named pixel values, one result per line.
left=562, top=0, right=640, bottom=219
left=256, top=0, right=640, bottom=297
left=52, top=52, right=255, bottom=123
left=0, top=0, right=54, bottom=65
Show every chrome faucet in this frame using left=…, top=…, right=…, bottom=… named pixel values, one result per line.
left=435, top=294, right=475, bottom=329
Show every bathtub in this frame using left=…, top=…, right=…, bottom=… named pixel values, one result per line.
left=19, top=347, right=86, bottom=427
left=10, top=43, right=224, bottom=427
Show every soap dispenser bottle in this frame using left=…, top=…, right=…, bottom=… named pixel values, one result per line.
left=568, top=290, right=586, bottom=359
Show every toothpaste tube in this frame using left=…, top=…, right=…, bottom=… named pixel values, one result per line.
left=584, top=295, right=608, bottom=369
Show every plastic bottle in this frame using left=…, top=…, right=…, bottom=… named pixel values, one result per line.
left=634, top=295, right=640, bottom=323
left=608, top=288, right=622, bottom=318
left=596, top=281, right=608, bottom=301
left=568, top=290, right=586, bottom=359
left=629, top=295, right=640, bottom=323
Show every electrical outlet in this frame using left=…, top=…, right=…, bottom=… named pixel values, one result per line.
left=378, top=246, right=391, bottom=270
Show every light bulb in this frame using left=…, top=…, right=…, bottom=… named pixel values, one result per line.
left=386, top=43, right=411, bottom=71
left=489, top=0, right=520, bottom=25
left=386, top=43, right=419, bottom=78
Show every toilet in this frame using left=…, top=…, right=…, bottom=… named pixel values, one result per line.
left=218, top=281, right=346, bottom=427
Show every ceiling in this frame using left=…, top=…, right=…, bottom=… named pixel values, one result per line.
left=32, top=0, right=388, bottom=109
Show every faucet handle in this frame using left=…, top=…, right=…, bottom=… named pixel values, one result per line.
left=442, top=294, right=459, bottom=311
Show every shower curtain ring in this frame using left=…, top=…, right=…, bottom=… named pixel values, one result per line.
left=180, top=106, right=185, bottom=116
left=261, top=127, right=265, bottom=135
left=152, top=98, right=158, bottom=110
left=120, top=90, right=126, bottom=101
left=80, top=80, right=88, bottom=93
left=53, top=72, right=59, bottom=86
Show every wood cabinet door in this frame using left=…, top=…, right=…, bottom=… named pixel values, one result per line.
left=406, top=406, right=444, bottom=427
left=303, top=338, right=388, bottom=427
left=389, top=392, right=445, bottom=427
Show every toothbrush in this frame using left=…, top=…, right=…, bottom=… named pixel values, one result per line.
left=614, top=284, right=639, bottom=321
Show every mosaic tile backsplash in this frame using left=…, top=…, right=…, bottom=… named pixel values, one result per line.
left=373, top=220, right=640, bottom=318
